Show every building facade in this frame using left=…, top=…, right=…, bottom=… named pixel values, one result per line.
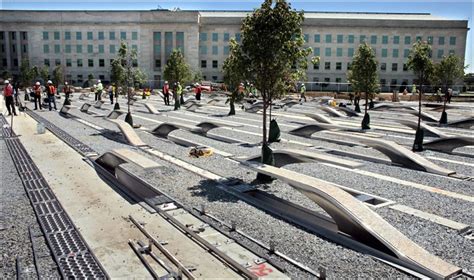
left=0, top=10, right=469, bottom=90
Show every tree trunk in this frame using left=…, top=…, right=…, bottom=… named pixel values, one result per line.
left=413, top=79, right=424, bottom=151
left=439, top=83, right=448, bottom=124
left=262, top=95, right=267, bottom=145
left=361, top=91, right=370, bottom=129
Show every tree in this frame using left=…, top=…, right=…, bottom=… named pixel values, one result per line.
left=407, top=41, right=434, bottom=151
left=163, top=49, right=192, bottom=85
left=52, top=65, right=64, bottom=86
left=1, top=70, right=11, bottom=80
left=87, top=73, right=94, bottom=87
left=223, top=38, right=246, bottom=116
left=225, top=0, right=313, bottom=173
left=19, top=59, right=34, bottom=87
left=433, top=54, right=465, bottom=124
left=39, top=66, right=49, bottom=84
left=347, top=43, right=379, bottom=129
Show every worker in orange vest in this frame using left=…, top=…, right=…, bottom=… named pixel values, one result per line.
left=3, top=80, right=17, bottom=116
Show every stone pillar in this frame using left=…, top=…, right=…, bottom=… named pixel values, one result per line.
left=4, top=31, right=11, bottom=70
left=16, top=31, right=22, bottom=67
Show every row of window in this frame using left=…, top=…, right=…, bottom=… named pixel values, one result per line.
left=42, top=31, right=138, bottom=41
left=0, top=44, right=28, bottom=54
left=314, top=47, right=455, bottom=59
left=42, top=44, right=137, bottom=54
left=43, top=58, right=137, bottom=68
left=199, top=32, right=241, bottom=42
left=311, top=77, right=411, bottom=86
left=0, top=31, right=28, bottom=41
left=312, top=61, right=410, bottom=72
left=199, top=45, right=230, bottom=55
left=307, top=34, right=456, bottom=45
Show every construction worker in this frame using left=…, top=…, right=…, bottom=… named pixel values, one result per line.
left=162, top=81, right=170, bottom=105
left=95, top=79, right=103, bottom=101
left=194, top=83, right=202, bottom=101
left=108, top=83, right=115, bottom=104
left=3, top=80, right=17, bottom=116
left=33, top=81, right=43, bottom=110
left=46, top=80, right=57, bottom=111
left=174, top=82, right=182, bottom=110
left=63, top=81, right=72, bottom=101
left=300, top=83, right=307, bottom=102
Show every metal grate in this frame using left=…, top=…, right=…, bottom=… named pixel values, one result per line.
left=1, top=114, right=107, bottom=279
left=26, top=110, right=97, bottom=156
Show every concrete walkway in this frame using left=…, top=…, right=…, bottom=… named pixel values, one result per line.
left=7, top=113, right=241, bottom=279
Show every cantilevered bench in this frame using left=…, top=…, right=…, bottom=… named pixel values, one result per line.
left=59, top=105, right=77, bottom=115
left=79, top=93, right=90, bottom=100
left=243, top=148, right=364, bottom=169
left=336, top=106, right=362, bottom=117
left=423, top=136, right=474, bottom=153
left=144, top=103, right=160, bottom=115
left=398, top=119, right=448, bottom=138
left=80, top=103, right=92, bottom=113
left=239, top=160, right=461, bottom=279
left=408, top=110, right=439, bottom=122
left=448, top=117, right=474, bottom=129
left=106, top=110, right=126, bottom=120
left=305, top=113, right=334, bottom=124
left=341, top=134, right=456, bottom=176
left=319, top=106, right=346, bottom=118
left=371, top=103, right=417, bottom=111
left=93, top=100, right=105, bottom=109
left=108, top=119, right=148, bottom=147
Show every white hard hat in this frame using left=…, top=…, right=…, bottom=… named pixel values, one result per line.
left=97, top=80, right=101, bottom=83
left=4, top=80, right=9, bottom=84
left=65, top=82, right=68, bottom=85
left=165, top=81, right=168, bottom=84
left=47, top=80, right=52, bottom=84
left=36, top=82, right=40, bottom=85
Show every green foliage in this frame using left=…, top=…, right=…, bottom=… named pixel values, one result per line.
left=163, top=49, right=192, bottom=85
left=1, top=70, right=11, bottom=80
left=19, top=59, right=34, bottom=86
left=223, top=38, right=245, bottom=92
left=39, top=66, right=49, bottom=83
left=347, top=43, right=379, bottom=95
left=433, top=54, right=465, bottom=91
left=52, top=65, right=63, bottom=85
left=407, top=41, right=434, bottom=90
left=192, top=70, right=203, bottom=84
left=110, top=42, right=147, bottom=89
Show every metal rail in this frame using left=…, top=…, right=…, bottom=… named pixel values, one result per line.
left=128, top=240, right=161, bottom=280
left=28, top=226, right=42, bottom=278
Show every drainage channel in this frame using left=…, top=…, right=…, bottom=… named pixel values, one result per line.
left=23, top=110, right=316, bottom=278
left=0, top=114, right=108, bottom=279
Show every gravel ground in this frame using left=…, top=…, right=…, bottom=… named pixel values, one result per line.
left=0, top=137, right=59, bottom=279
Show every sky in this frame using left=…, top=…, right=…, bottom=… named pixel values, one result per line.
left=1, top=0, right=472, bottom=72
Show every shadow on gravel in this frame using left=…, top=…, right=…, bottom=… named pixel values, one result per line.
left=91, top=129, right=130, bottom=145
left=188, top=179, right=240, bottom=203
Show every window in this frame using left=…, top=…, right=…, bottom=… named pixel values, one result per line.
left=404, top=49, right=410, bottom=58
left=391, top=79, right=397, bottom=86
left=437, top=49, right=444, bottom=58
left=109, top=32, right=115, bottom=40
left=132, top=59, right=138, bottom=67
left=99, top=75, right=105, bottom=81
left=12, top=45, right=16, bottom=53
left=324, top=78, right=330, bottom=83
left=77, top=75, right=83, bottom=83
left=98, top=32, right=104, bottom=40
left=212, top=60, right=218, bottom=68
left=201, top=60, right=207, bottom=68
left=416, top=36, right=422, bottom=42
left=224, top=33, right=230, bottom=42
left=13, top=59, right=18, bottom=67
left=304, top=34, right=309, bottom=43
left=76, top=45, right=82, bottom=53
left=154, top=44, right=161, bottom=55
left=325, top=62, right=331, bottom=70
left=22, top=45, right=27, bottom=53
left=314, top=34, right=320, bottom=43
left=43, top=32, right=49, bottom=40
left=336, top=62, right=342, bottom=70
left=359, top=35, right=366, bottom=43
left=76, top=32, right=82, bottom=40
left=99, top=59, right=105, bottom=67
left=392, top=49, right=399, bottom=58
left=212, top=33, right=218, bottom=42
left=438, top=36, right=445, bottom=45
left=54, top=31, right=60, bottom=40
left=1, top=44, right=4, bottom=53
left=54, top=44, right=60, bottom=53
left=348, top=48, right=354, bottom=57
left=77, top=59, right=83, bottom=67
left=110, top=59, right=114, bottom=66
left=132, top=32, right=138, bottom=40
left=380, top=79, right=386, bottom=86
left=449, top=36, right=456, bottom=45
left=382, top=35, right=388, bottom=44
left=212, top=76, right=218, bottom=81
left=88, top=59, right=94, bottom=67
left=163, top=32, right=172, bottom=57
left=336, top=48, right=342, bottom=57
left=110, top=45, right=116, bottom=54
left=87, top=45, right=93, bottom=53
left=336, top=78, right=342, bottom=83
left=212, top=45, right=218, bottom=55
left=325, top=34, right=332, bottom=43
left=224, top=46, right=230, bottom=55
left=404, top=36, right=411, bottom=45
left=235, top=33, right=241, bottom=42
left=347, top=62, right=352, bottom=70
left=325, top=48, right=331, bottom=57
left=449, top=49, right=455, bottom=55
left=370, top=35, right=377, bottom=44
left=43, top=44, right=49, bottom=53
left=427, top=36, right=433, bottom=44
left=120, top=32, right=126, bottom=40
left=199, top=45, right=207, bottom=55
left=336, top=34, right=343, bottom=44
left=313, top=63, right=319, bottom=70
left=132, top=45, right=137, bottom=51
left=0, top=33, right=3, bottom=40
left=348, top=35, right=354, bottom=44
left=177, top=32, right=185, bottom=53
left=314, top=47, right=320, bottom=56
left=65, top=31, right=71, bottom=40
left=87, top=32, right=93, bottom=40
left=393, top=36, right=400, bottom=44
left=44, top=59, right=50, bottom=66
left=66, top=59, right=72, bottom=67
left=55, top=59, right=61, bottom=66
left=392, top=63, right=398, bottom=72
left=155, top=59, right=161, bottom=68
left=381, top=49, right=388, bottom=58
left=403, top=63, right=408, bottom=71
left=200, top=33, right=207, bottom=41
left=381, top=63, right=386, bottom=71
left=98, top=45, right=104, bottom=53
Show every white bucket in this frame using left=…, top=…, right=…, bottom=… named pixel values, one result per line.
left=37, top=122, right=45, bottom=134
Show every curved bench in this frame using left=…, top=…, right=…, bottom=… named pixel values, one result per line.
left=305, top=113, right=334, bottom=124
left=79, top=93, right=90, bottom=100
left=60, top=105, right=77, bottom=115
left=108, top=119, right=148, bottom=147
left=239, top=160, right=461, bottom=279
left=93, top=100, right=105, bottom=109
left=371, top=104, right=417, bottom=111
left=319, top=106, right=346, bottom=118
left=150, top=122, right=201, bottom=138
left=144, top=103, right=160, bottom=115
left=423, top=136, right=474, bottom=153
left=448, top=117, right=474, bottom=129
left=336, top=106, right=362, bottom=117
left=106, top=110, right=126, bottom=120
left=398, top=119, right=448, bottom=138
left=408, top=110, right=439, bottom=123
left=80, top=103, right=91, bottom=113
